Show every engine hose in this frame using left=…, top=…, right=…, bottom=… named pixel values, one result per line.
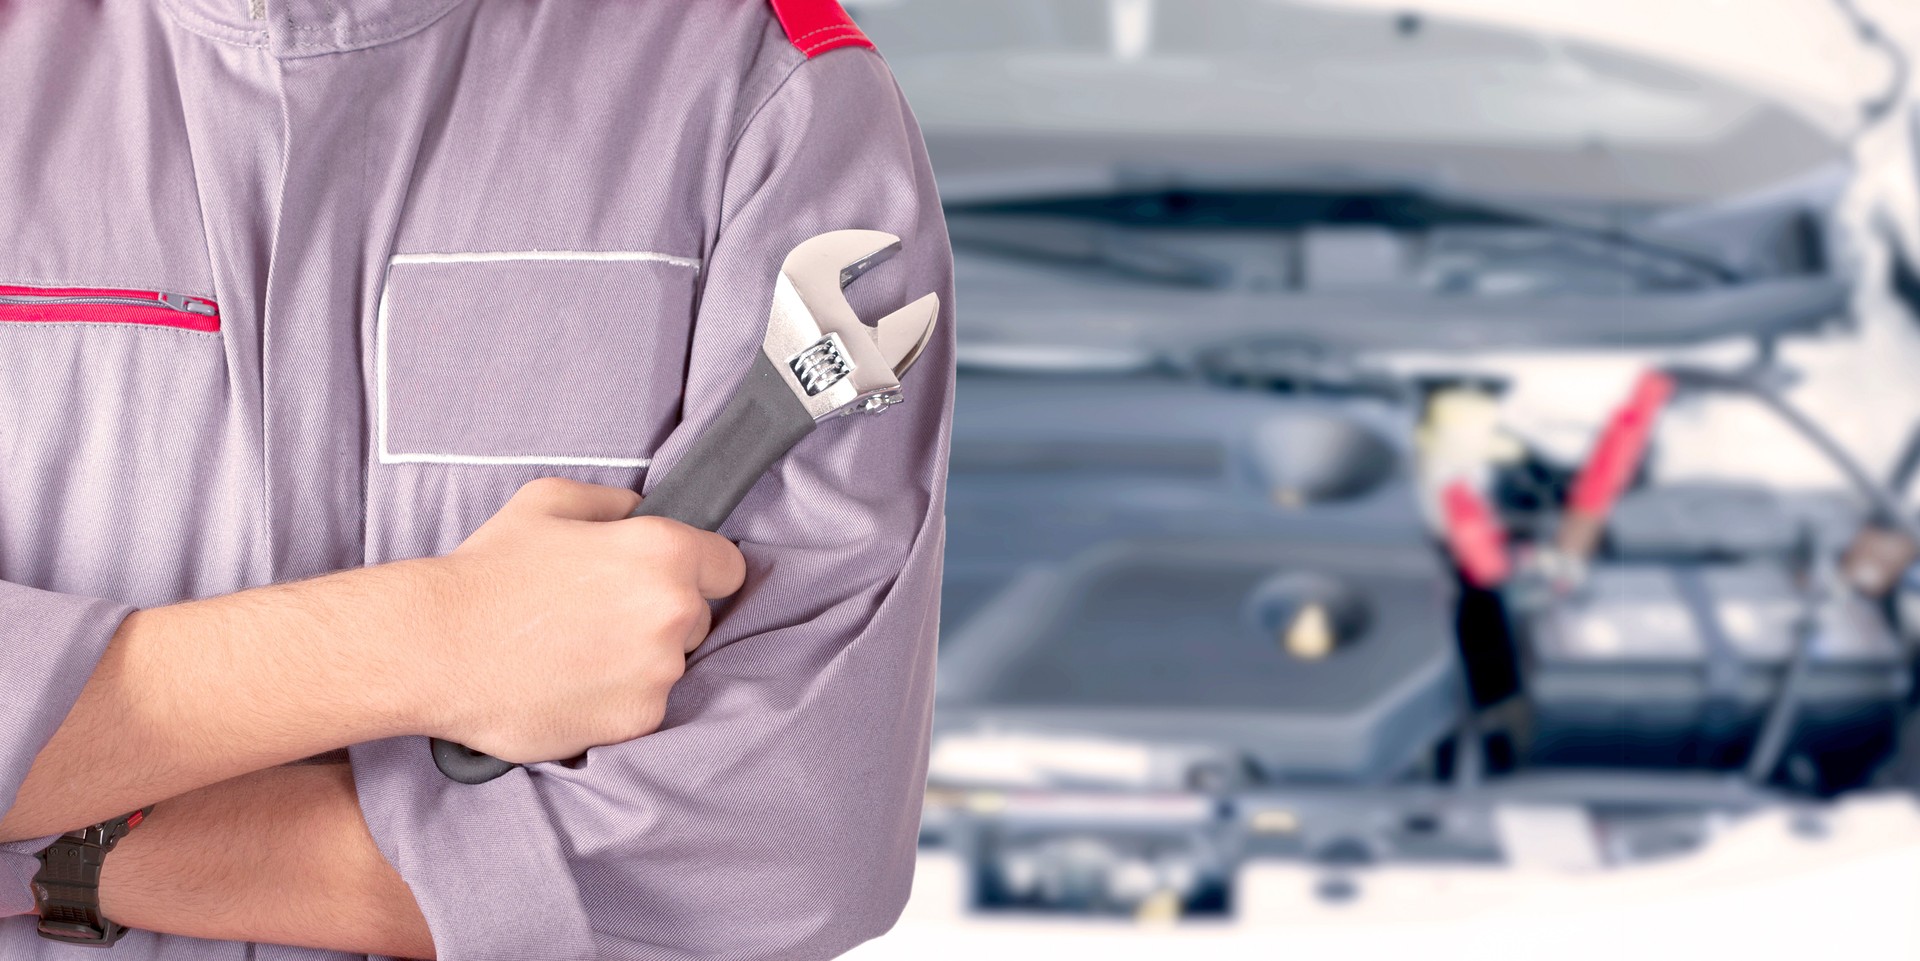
left=1661, top=365, right=1920, bottom=543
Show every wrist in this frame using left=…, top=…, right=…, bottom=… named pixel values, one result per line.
left=32, top=806, right=153, bottom=946
left=95, top=764, right=434, bottom=956
left=303, top=558, right=465, bottom=743
left=346, top=556, right=475, bottom=742
left=142, top=566, right=435, bottom=750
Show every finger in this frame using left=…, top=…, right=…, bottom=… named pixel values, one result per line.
left=683, top=602, right=714, bottom=654
left=613, top=516, right=748, bottom=598
left=506, top=477, right=640, bottom=522
left=688, top=530, right=748, bottom=600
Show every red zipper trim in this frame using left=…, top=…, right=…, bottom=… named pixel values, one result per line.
left=0, top=284, right=221, bottom=333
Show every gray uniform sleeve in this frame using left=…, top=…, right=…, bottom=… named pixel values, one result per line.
left=350, top=47, right=954, bottom=961
left=0, top=582, right=134, bottom=917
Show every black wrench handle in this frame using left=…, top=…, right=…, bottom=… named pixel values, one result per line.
left=628, top=352, right=822, bottom=531
left=432, top=352, right=819, bottom=784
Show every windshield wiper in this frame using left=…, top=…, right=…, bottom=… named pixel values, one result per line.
left=946, top=215, right=1235, bottom=288
left=951, top=187, right=1745, bottom=287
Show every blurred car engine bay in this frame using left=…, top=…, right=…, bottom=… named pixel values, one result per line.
left=853, top=0, right=1920, bottom=925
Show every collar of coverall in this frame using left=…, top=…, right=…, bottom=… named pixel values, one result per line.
left=160, top=0, right=470, bottom=57
left=161, top=0, right=871, bottom=60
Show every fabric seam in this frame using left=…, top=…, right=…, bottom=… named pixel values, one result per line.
left=720, top=46, right=886, bottom=198
left=800, top=28, right=870, bottom=56
left=789, top=23, right=861, bottom=43
left=283, top=0, right=468, bottom=52
left=155, top=0, right=271, bottom=48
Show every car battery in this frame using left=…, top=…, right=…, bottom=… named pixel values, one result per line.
left=1518, top=563, right=1909, bottom=778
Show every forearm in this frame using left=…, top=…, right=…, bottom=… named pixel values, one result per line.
left=0, top=562, right=444, bottom=842
left=98, top=762, right=434, bottom=958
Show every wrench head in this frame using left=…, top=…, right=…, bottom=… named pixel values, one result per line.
left=765, top=229, right=941, bottom=421
left=874, top=292, right=939, bottom=379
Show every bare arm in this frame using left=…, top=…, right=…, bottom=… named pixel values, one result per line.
left=97, top=762, right=436, bottom=959
left=1, top=479, right=744, bottom=845
left=0, top=563, right=443, bottom=843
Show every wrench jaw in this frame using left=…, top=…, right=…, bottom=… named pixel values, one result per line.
left=875, top=292, right=940, bottom=379
left=762, top=230, right=941, bottom=422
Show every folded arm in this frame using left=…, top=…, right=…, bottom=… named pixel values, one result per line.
left=98, top=762, right=433, bottom=959
left=0, top=566, right=439, bottom=847
left=3, top=480, right=743, bottom=939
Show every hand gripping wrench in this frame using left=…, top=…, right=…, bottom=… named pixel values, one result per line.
left=433, top=229, right=941, bottom=784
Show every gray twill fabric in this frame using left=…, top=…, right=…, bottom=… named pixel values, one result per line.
left=0, top=1, right=954, bottom=958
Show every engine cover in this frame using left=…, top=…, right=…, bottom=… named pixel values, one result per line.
left=936, top=538, right=1463, bottom=784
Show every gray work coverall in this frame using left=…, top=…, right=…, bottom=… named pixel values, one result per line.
left=0, top=1, right=954, bottom=958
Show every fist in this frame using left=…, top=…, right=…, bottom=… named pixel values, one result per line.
left=420, top=478, right=746, bottom=763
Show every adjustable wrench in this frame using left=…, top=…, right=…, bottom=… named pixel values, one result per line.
left=434, top=229, right=941, bottom=784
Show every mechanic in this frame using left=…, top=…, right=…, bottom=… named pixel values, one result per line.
left=0, top=1, right=954, bottom=958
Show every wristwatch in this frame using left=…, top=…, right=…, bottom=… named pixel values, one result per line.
left=31, top=807, right=154, bottom=947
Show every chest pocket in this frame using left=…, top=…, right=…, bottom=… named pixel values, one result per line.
left=0, top=281, right=251, bottom=604
left=377, top=251, right=700, bottom=465
left=366, top=251, right=700, bottom=562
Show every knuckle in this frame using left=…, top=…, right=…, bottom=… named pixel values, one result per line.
left=629, top=653, right=684, bottom=704
left=715, top=538, right=747, bottom=577
left=629, top=516, right=699, bottom=564
left=602, top=522, right=655, bottom=563
left=514, top=476, right=572, bottom=502
left=625, top=703, right=668, bottom=739
left=650, top=650, right=689, bottom=687
left=623, top=514, right=676, bottom=544
left=519, top=476, right=569, bottom=496
left=658, top=591, right=709, bottom=634
left=661, top=524, right=704, bottom=562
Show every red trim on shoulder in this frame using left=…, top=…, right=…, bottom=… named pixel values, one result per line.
left=768, top=0, right=874, bottom=58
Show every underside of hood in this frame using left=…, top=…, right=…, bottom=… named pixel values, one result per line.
left=852, top=0, right=1853, bottom=207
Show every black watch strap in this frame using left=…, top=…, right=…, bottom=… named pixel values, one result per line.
left=32, top=807, right=153, bottom=947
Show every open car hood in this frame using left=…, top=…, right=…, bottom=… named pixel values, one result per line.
left=851, top=0, right=1851, bottom=207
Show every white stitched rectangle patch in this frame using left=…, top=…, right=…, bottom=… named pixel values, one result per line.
left=375, top=250, right=701, bottom=467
